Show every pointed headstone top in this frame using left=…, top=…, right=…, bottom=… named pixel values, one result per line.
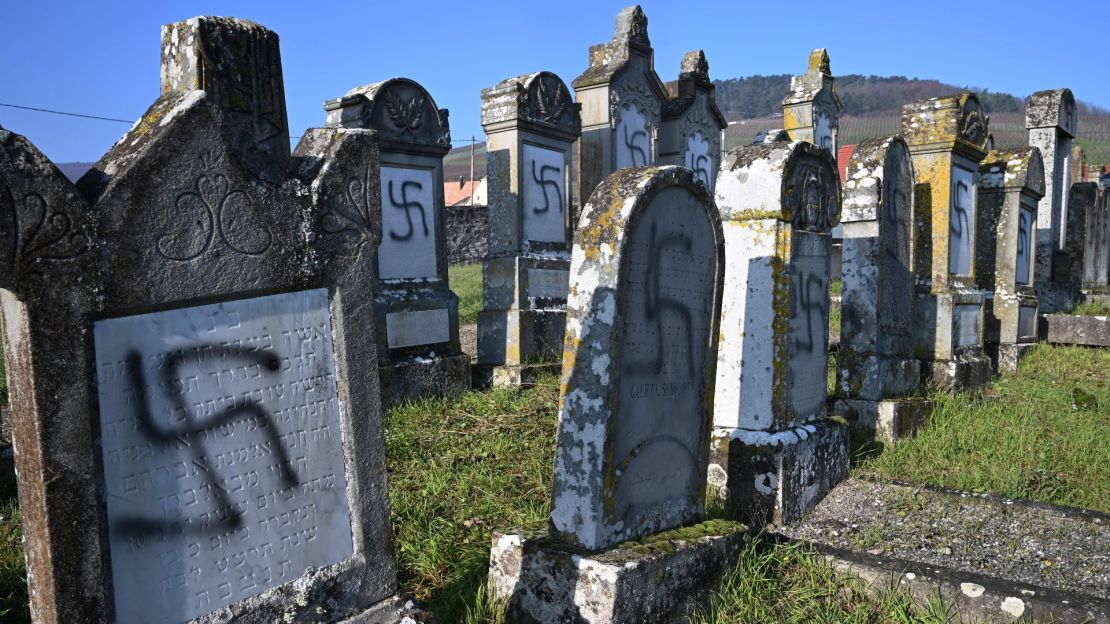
left=808, top=48, right=831, bottom=74
left=680, top=50, right=710, bottom=80
left=614, top=5, right=650, bottom=48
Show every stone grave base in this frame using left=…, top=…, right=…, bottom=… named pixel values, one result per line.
left=471, top=362, right=562, bottom=388
left=708, top=419, right=849, bottom=526
left=1041, top=314, right=1110, bottom=347
left=922, top=351, right=992, bottom=392
left=991, top=342, right=1037, bottom=373
left=487, top=520, right=748, bottom=624
left=338, top=594, right=432, bottom=623
left=1081, top=291, right=1110, bottom=306
left=379, top=353, right=472, bottom=408
left=475, top=308, right=566, bottom=379
left=831, top=398, right=933, bottom=444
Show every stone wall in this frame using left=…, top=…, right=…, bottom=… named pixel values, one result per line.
left=446, top=203, right=488, bottom=264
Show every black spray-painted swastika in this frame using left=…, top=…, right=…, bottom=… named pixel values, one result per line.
left=387, top=179, right=429, bottom=241
left=531, top=160, right=563, bottom=214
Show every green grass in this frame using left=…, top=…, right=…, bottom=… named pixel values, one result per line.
left=1073, top=299, right=1110, bottom=316
left=450, top=263, right=483, bottom=325
left=859, top=344, right=1110, bottom=512
left=0, top=500, right=27, bottom=624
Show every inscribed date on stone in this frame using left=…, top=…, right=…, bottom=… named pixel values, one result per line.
left=93, top=289, right=354, bottom=624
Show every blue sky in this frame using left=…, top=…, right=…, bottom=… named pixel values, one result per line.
left=1, top=0, right=1103, bottom=163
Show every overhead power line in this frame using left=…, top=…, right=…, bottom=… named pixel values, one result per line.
left=0, top=102, right=134, bottom=124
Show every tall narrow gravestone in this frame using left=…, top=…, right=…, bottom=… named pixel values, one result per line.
left=977, top=148, right=1045, bottom=372
left=0, top=17, right=408, bottom=624
left=474, top=71, right=581, bottom=387
left=833, top=136, right=930, bottom=443
left=659, top=50, right=727, bottom=192
left=1082, top=185, right=1110, bottom=293
left=488, top=167, right=747, bottom=623
left=709, top=141, right=849, bottom=525
left=783, top=49, right=843, bottom=155
left=903, top=94, right=993, bottom=390
left=324, top=78, right=469, bottom=406
left=1026, top=88, right=1078, bottom=312
left=573, top=5, right=668, bottom=202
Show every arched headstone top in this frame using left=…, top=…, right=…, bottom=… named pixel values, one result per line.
left=324, top=77, right=451, bottom=154
left=842, top=135, right=913, bottom=223
left=980, top=147, right=1046, bottom=198
left=902, top=93, right=989, bottom=157
left=715, top=141, right=840, bottom=231
left=480, top=71, right=581, bottom=137
left=1026, top=88, right=1077, bottom=137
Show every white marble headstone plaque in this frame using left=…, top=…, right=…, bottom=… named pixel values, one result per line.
left=815, top=114, right=833, bottom=152
left=954, top=304, right=981, bottom=347
left=949, top=166, right=976, bottom=276
left=527, top=268, right=569, bottom=300
left=380, top=166, right=438, bottom=280
left=94, top=289, right=353, bottom=624
left=385, top=309, right=450, bottom=349
left=684, top=133, right=713, bottom=191
left=616, top=103, right=651, bottom=169
left=522, top=144, right=567, bottom=243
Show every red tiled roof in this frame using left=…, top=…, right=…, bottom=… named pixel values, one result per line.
left=836, top=144, right=857, bottom=181
left=444, top=179, right=481, bottom=207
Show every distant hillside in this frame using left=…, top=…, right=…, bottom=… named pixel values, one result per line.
left=57, top=161, right=94, bottom=183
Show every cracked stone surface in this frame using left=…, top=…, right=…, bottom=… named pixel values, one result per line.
left=776, top=477, right=1109, bottom=600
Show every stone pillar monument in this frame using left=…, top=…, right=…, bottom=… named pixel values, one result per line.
left=324, top=78, right=470, bottom=406
left=902, top=93, right=993, bottom=390
left=1026, top=88, right=1077, bottom=311
left=572, top=5, right=667, bottom=202
left=658, top=50, right=727, bottom=192
left=783, top=49, right=843, bottom=156
left=474, top=71, right=582, bottom=386
left=977, top=147, right=1045, bottom=371
left=833, top=136, right=930, bottom=442
left=710, top=141, right=849, bottom=525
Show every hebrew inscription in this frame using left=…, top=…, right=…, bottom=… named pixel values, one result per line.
left=94, top=290, right=353, bottom=624
left=684, top=133, right=713, bottom=191
left=522, top=144, right=566, bottom=243
left=612, top=186, right=716, bottom=528
left=616, top=103, right=651, bottom=169
left=379, top=166, right=437, bottom=279
left=949, top=166, right=975, bottom=276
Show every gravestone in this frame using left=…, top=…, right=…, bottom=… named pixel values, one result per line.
left=573, top=5, right=668, bottom=202
left=0, top=16, right=408, bottom=624
left=1082, top=185, right=1110, bottom=293
left=474, top=71, right=581, bottom=387
left=324, top=77, right=469, bottom=406
left=489, top=167, right=746, bottom=623
left=977, top=147, right=1045, bottom=372
left=833, top=136, right=930, bottom=443
left=658, top=50, right=727, bottom=192
left=783, top=49, right=843, bottom=155
left=902, top=93, right=993, bottom=390
left=1060, top=182, right=1096, bottom=299
left=1026, top=88, right=1078, bottom=312
left=709, top=141, right=849, bottom=525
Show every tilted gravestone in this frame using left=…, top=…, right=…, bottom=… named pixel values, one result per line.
left=1026, top=88, right=1078, bottom=312
left=488, top=167, right=746, bottom=623
left=902, top=93, right=993, bottom=390
left=324, top=78, right=469, bottom=406
left=977, top=148, right=1045, bottom=372
left=833, top=136, right=930, bottom=443
left=474, top=71, right=581, bottom=387
left=0, top=17, right=408, bottom=624
left=573, top=5, right=668, bottom=202
left=1082, top=185, right=1110, bottom=293
left=658, top=50, right=727, bottom=192
left=709, top=141, right=849, bottom=525
left=783, top=49, right=843, bottom=156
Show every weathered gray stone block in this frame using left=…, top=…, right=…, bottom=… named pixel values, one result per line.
left=1026, top=89, right=1077, bottom=310
left=1042, top=313, right=1110, bottom=347
left=488, top=520, right=748, bottom=624
left=831, top=398, right=933, bottom=445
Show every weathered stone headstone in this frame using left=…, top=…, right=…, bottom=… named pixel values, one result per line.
left=783, top=49, right=843, bottom=155
left=1, top=17, right=408, bottom=624
left=573, top=5, right=668, bottom=201
left=1082, top=185, right=1110, bottom=293
left=474, top=71, right=581, bottom=387
left=324, top=77, right=470, bottom=406
left=709, top=141, right=849, bottom=525
left=977, top=147, right=1045, bottom=371
left=659, top=50, right=727, bottom=192
left=1061, top=182, right=1095, bottom=298
left=902, top=93, right=993, bottom=390
left=833, top=136, right=929, bottom=442
left=1026, top=88, right=1078, bottom=312
left=489, top=167, right=746, bottom=623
